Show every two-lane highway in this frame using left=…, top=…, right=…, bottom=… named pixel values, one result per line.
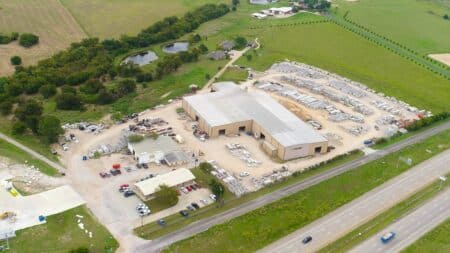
left=349, top=188, right=450, bottom=253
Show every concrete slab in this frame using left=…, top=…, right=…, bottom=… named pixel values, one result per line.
left=0, top=185, right=85, bottom=231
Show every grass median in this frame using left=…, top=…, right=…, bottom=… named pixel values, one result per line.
left=2, top=205, right=118, bottom=253
left=164, top=129, right=450, bottom=253
left=319, top=172, right=450, bottom=253
left=134, top=150, right=363, bottom=239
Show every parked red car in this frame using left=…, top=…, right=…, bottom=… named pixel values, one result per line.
left=186, top=186, right=192, bottom=191
left=112, top=164, right=121, bottom=169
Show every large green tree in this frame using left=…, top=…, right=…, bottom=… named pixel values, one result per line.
left=38, top=116, right=63, bottom=143
left=154, top=184, right=179, bottom=206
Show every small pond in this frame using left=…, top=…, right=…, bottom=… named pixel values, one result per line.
left=163, top=42, right=189, bottom=54
left=122, top=51, right=158, bottom=66
left=249, top=0, right=277, bottom=4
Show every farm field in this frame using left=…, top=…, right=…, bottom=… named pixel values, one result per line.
left=164, top=130, right=450, bottom=253
left=334, top=0, right=450, bottom=55
left=6, top=205, right=118, bottom=253
left=402, top=218, right=450, bottom=253
left=60, top=0, right=228, bottom=39
left=0, top=0, right=86, bottom=76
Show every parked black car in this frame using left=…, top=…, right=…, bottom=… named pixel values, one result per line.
left=179, top=210, right=189, bottom=217
left=191, top=202, right=200, bottom=209
left=124, top=190, right=135, bottom=197
left=110, top=169, right=121, bottom=176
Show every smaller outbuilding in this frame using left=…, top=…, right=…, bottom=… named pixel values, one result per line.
left=208, top=50, right=227, bottom=60
left=127, top=136, right=178, bottom=165
left=134, top=168, right=196, bottom=201
left=220, top=40, right=235, bottom=51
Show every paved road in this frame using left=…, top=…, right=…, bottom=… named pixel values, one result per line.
left=259, top=149, right=450, bottom=253
left=135, top=122, right=450, bottom=252
left=349, top=188, right=450, bottom=253
left=0, top=132, right=64, bottom=173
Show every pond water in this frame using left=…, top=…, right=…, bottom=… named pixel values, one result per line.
left=123, top=51, right=158, bottom=66
left=249, top=0, right=277, bottom=4
left=163, top=42, right=189, bottom=54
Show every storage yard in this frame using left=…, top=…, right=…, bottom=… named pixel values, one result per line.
left=39, top=60, right=422, bottom=237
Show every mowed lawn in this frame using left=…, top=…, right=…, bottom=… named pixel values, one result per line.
left=165, top=130, right=450, bottom=253
left=402, top=218, right=450, bottom=253
left=61, top=0, right=228, bottom=39
left=0, top=0, right=86, bottom=75
left=335, top=0, right=450, bottom=55
left=235, top=22, right=450, bottom=112
left=7, top=205, right=118, bottom=253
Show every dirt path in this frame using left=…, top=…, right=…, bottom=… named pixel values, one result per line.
left=0, top=132, right=64, bottom=173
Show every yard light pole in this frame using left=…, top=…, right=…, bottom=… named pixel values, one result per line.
left=438, top=176, right=447, bottom=190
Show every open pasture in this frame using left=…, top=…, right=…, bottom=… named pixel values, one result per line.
left=334, top=0, right=450, bottom=55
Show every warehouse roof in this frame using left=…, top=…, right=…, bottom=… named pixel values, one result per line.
left=183, top=82, right=327, bottom=147
left=134, top=168, right=195, bottom=196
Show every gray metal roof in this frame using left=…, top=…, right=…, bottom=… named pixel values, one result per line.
left=183, top=82, right=327, bottom=147
left=129, top=136, right=177, bottom=154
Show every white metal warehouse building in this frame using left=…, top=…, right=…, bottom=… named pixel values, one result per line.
left=133, top=168, right=195, bottom=201
left=182, top=82, right=328, bottom=160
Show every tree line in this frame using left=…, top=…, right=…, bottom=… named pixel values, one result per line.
left=0, top=3, right=230, bottom=143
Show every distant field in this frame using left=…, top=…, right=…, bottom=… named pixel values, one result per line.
left=335, top=0, right=450, bottom=55
left=60, top=0, right=227, bottom=39
left=0, top=0, right=86, bottom=76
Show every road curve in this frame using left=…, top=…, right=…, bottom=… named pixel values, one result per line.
left=349, top=188, right=450, bottom=253
left=0, top=132, right=64, bottom=173
left=135, top=122, right=450, bottom=252
left=259, top=149, right=450, bottom=253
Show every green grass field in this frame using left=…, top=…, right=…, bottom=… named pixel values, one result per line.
left=164, top=130, right=450, bottom=253
left=0, top=138, right=58, bottom=176
left=217, top=66, right=248, bottom=83
left=4, top=205, right=118, bottom=253
left=61, top=0, right=227, bottom=39
left=402, top=218, right=450, bottom=253
left=334, top=0, right=450, bottom=55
